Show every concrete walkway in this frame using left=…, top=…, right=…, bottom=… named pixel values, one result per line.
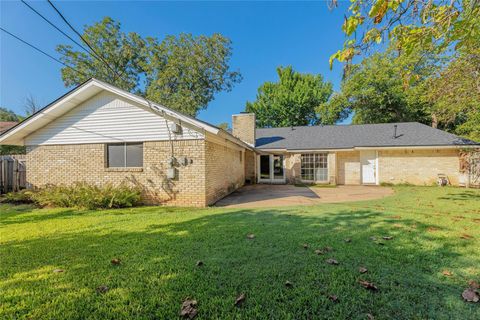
left=215, top=184, right=394, bottom=208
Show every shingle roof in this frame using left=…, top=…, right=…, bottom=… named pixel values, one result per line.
left=255, top=122, right=480, bottom=150
left=0, top=121, right=18, bottom=134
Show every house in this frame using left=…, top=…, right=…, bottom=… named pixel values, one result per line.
left=0, top=121, right=18, bottom=134
left=0, top=79, right=478, bottom=207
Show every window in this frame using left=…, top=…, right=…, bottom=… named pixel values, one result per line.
left=301, top=153, right=328, bottom=181
left=107, top=142, right=143, bottom=168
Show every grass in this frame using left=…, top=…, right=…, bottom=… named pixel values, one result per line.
left=1, top=186, right=479, bottom=319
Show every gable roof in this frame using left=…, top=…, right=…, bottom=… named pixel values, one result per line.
left=255, top=122, right=480, bottom=150
left=0, top=78, right=251, bottom=149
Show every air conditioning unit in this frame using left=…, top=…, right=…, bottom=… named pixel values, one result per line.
left=171, top=123, right=182, bottom=134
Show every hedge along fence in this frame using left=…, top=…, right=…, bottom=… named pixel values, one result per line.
left=0, top=155, right=26, bottom=194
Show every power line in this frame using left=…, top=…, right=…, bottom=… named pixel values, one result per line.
left=20, top=0, right=91, bottom=56
left=0, top=26, right=87, bottom=77
left=46, top=0, right=121, bottom=81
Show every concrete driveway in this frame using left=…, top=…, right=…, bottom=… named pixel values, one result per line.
left=215, top=184, right=394, bottom=208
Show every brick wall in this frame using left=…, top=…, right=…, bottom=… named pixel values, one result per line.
left=205, top=140, right=245, bottom=205
left=232, top=113, right=256, bottom=145
left=244, top=149, right=256, bottom=184
left=337, top=151, right=361, bottom=185
left=26, top=140, right=207, bottom=207
left=378, top=148, right=460, bottom=185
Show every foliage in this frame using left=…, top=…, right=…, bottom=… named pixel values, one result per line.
left=217, top=122, right=230, bottom=131
left=426, top=48, right=480, bottom=140
left=1, top=187, right=479, bottom=318
left=1, top=189, right=35, bottom=205
left=331, top=0, right=480, bottom=67
left=57, top=17, right=241, bottom=116
left=246, top=66, right=338, bottom=127
left=0, top=107, right=20, bottom=122
left=3, top=183, right=142, bottom=209
left=143, top=34, right=241, bottom=116
left=326, top=47, right=435, bottom=124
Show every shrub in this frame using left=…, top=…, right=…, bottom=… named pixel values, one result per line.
left=1, top=189, right=35, bottom=204
left=31, top=183, right=142, bottom=209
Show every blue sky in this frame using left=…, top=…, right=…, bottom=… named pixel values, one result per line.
left=1, top=1, right=350, bottom=126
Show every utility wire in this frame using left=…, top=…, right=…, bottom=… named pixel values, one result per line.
left=0, top=26, right=87, bottom=77
left=20, top=0, right=91, bottom=56
left=46, top=0, right=121, bottom=80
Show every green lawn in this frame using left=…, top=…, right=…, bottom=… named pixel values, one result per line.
left=1, top=187, right=479, bottom=319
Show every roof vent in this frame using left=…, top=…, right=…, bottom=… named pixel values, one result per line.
left=393, top=124, right=398, bottom=139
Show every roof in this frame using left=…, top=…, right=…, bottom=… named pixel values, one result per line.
left=0, top=121, right=18, bottom=134
left=0, top=78, right=251, bottom=150
left=255, top=122, right=480, bottom=150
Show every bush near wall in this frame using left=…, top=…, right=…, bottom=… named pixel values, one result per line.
left=1, top=183, right=142, bottom=209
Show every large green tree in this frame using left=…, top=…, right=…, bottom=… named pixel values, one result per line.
left=0, top=107, right=25, bottom=155
left=326, top=46, right=435, bottom=124
left=57, top=17, right=241, bottom=116
left=245, top=66, right=339, bottom=127
left=0, top=107, right=20, bottom=122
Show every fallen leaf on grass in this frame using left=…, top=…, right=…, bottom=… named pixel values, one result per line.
left=382, top=236, right=393, bottom=240
left=196, top=260, right=203, bottom=267
left=53, top=269, right=64, bottom=273
left=303, top=243, right=309, bottom=249
left=358, top=280, right=378, bottom=291
left=442, top=270, right=453, bottom=276
left=246, top=234, right=255, bottom=239
left=359, top=267, right=368, bottom=274
left=328, top=295, right=338, bottom=302
left=96, top=285, right=109, bottom=294
left=366, top=313, right=375, bottom=320
left=285, top=280, right=293, bottom=288
left=323, top=246, right=333, bottom=252
left=180, top=299, right=198, bottom=319
left=369, top=236, right=377, bottom=241
left=391, top=215, right=402, bottom=219
left=460, top=234, right=473, bottom=240
left=326, top=259, right=339, bottom=265
left=427, top=227, right=439, bottom=232
left=234, top=293, right=246, bottom=307
left=462, top=288, right=479, bottom=303
left=344, top=238, right=351, bottom=243
left=314, top=249, right=324, bottom=255
left=468, top=280, right=479, bottom=289
left=111, top=258, right=121, bottom=265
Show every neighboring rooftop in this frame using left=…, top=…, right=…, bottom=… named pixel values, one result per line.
left=0, top=121, right=18, bottom=134
left=255, top=122, right=480, bottom=150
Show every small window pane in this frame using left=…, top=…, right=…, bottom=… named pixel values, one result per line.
left=108, top=143, right=125, bottom=167
left=126, top=143, right=143, bottom=167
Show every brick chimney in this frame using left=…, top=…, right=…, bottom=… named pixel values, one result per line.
left=232, top=113, right=256, bottom=146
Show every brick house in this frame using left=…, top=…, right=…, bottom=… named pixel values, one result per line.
left=0, top=79, right=478, bottom=206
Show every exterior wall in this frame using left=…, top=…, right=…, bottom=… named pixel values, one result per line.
left=232, top=113, right=256, bottom=145
left=25, top=91, right=202, bottom=145
left=337, top=151, right=361, bottom=185
left=205, top=140, right=245, bottom=205
left=26, top=140, right=207, bottom=207
left=244, top=149, right=256, bottom=184
left=378, top=148, right=460, bottom=185
left=284, top=152, right=336, bottom=184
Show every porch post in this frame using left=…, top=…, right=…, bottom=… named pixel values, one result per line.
left=328, top=152, right=337, bottom=185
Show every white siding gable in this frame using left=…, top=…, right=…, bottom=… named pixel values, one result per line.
left=25, top=91, right=204, bottom=145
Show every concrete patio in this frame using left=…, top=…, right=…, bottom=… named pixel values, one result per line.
left=215, top=184, right=394, bottom=208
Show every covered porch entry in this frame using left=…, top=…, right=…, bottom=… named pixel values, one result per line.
left=257, top=154, right=286, bottom=183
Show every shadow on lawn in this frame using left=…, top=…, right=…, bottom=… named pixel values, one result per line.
left=438, top=190, right=480, bottom=201
left=1, top=207, right=478, bottom=319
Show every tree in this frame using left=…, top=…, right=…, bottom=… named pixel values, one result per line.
left=56, top=17, right=241, bottom=116
left=330, top=0, right=480, bottom=67
left=245, top=66, right=336, bottom=127
left=24, top=94, right=39, bottom=116
left=326, top=46, right=435, bottom=124
left=0, top=107, right=20, bottom=122
left=426, top=48, right=480, bottom=140
left=217, top=122, right=230, bottom=131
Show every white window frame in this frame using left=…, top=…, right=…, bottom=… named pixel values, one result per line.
left=301, top=153, right=329, bottom=183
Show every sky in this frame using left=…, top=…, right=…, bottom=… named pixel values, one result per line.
left=0, top=1, right=351, bottom=126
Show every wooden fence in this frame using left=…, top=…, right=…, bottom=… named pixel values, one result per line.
left=0, top=155, right=26, bottom=194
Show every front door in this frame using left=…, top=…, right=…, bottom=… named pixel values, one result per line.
left=361, top=150, right=377, bottom=184
left=258, top=155, right=286, bottom=183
